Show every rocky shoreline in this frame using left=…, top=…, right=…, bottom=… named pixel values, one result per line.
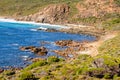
left=0, top=16, right=106, bottom=61
left=0, top=16, right=107, bottom=71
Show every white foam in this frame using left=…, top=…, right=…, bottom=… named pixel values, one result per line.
left=21, top=56, right=29, bottom=61
left=0, top=18, right=69, bottom=29
left=37, top=27, right=47, bottom=30
left=11, top=43, right=19, bottom=46
left=21, top=56, right=29, bottom=58
left=30, top=29, right=38, bottom=31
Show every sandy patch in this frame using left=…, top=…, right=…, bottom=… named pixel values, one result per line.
left=77, top=31, right=118, bottom=56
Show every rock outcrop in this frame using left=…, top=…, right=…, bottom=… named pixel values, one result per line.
left=15, top=4, right=70, bottom=24
left=55, top=40, right=81, bottom=47
left=54, top=40, right=88, bottom=58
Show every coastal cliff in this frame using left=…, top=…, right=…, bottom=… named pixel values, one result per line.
left=15, top=4, right=70, bottom=24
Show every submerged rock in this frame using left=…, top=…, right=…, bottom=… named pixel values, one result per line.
left=45, top=28, right=58, bottom=32
left=20, top=46, right=48, bottom=56
left=20, top=46, right=35, bottom=51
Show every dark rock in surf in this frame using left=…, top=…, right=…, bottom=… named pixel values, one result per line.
left=45, top=28, right=58, bottom=32
left=20, top=46, right=35, bottom=51
left=37, top=28, right=58, bottom=32
left=20, top=46, right=48, bottom=56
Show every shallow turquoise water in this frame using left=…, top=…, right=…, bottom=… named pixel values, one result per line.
left=0, top=21, right=96, bottom=68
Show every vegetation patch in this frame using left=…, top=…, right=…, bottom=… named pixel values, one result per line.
left=19, top=71, right=37, bottom=80
left=99, top=34, right=120, bottom=56
left=102, top=18, right=120, bottom=30
left=24, top=60, right=47, bottom=70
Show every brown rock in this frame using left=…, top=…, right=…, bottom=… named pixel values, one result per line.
left=45, top=28, right=58, bottom=32
left=20, top=46, right=35, bottom=51
left=31, top=58, right=45, bottom=62
left=55, top=40, right=80, bottom=47
left=20, top=46, right=48, bottom=56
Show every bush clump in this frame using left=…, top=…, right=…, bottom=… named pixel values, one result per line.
left=25, top=60, right=47, bottom=70
left=47, top=56, right=61, bottom=63
left=19, top=71, right=37, bottom=80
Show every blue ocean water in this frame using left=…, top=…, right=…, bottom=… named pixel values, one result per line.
left=0, top=21, right=96, bottom=68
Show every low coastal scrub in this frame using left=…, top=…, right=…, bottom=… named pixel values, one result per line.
left=71, top=16, right=99, bottom=25
left=24, top=56, right=64, bottom=71
left=24, top=60, right=48, bottom=71
left=100, top=13, right=120, bottom=30
left=1, top=52, right=120, bottom=79
left=102, top=18, right=120, bottom=30
left=99, top=34, right=120, bottom=56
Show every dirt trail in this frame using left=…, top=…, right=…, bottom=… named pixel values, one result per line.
left=77, top=31, right=118, bottom=56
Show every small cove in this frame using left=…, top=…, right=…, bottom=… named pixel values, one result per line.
left=0, top=20, right=96, bottom=68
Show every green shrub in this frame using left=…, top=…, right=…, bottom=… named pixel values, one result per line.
left=19, top=71, right=36, bottom=80
left=104, top=73, right=111, bottom=79
left=25, top=60, right=47, bottom=70
left=47, top=56, right=60, bottom=63
left=77, top=54, right=91, bottom=60
left=102, top=18, right=120, bottom=30
left=113, top=74, right=118, bottom=80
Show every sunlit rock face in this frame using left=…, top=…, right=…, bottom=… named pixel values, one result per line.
left=15, top=4, right=70, bottom=24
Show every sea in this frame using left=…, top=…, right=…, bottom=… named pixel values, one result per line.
left=0, top=19, right=96, bottom=68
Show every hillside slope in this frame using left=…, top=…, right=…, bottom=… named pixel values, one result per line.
left=0, top=0, right=119, bottom=30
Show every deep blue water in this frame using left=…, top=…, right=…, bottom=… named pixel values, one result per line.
left=0, top=21, right=96, bottom=68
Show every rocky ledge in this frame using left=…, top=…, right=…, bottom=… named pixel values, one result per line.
left=53, top=40, right=89, bottom=58
left=59, top=26, right=105, bottom=37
